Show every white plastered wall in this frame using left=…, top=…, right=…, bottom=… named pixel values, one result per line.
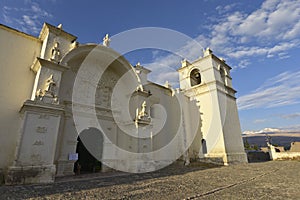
left=0, top=26, right=41, bottom=169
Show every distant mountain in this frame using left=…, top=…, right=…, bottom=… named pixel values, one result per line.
left=243, top=127, right=286, bottom=135
left=242, top=128, right=300, bottom=149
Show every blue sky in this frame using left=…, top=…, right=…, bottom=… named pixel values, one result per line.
left=1, top=0, right=300, bottom=132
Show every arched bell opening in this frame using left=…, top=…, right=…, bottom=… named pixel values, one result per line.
left=190, top=69, right=201, bottom=87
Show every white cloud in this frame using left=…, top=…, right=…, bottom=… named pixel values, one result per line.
left=1, top=1, right=53, bottom=35
left=144, top=38, right=204, bottom=86
left=216, top=3, right=238, bottom=15
left=227, top=40, right=300, bottom=59
left=237, top=71, right=300, bottom=110
left=145, top=55, right=182, bottom=87
left=280, top=113, right=300, bottom=119
left=253, top=119, right=268, bottom=124
left=23, top=15, right=36, bottom=27
left=230, top=0, right=300, bottom=41
left=144, top=0, right=300, bottom=85
left=206, top=0, right=300, bottom=61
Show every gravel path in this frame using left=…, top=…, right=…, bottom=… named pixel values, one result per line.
left=0, top=161, right=299, bottom=199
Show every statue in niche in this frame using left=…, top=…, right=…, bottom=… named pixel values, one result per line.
left=44, top=74, right=56, bottom=95
left=36, top=74, right=58, bottom=103
left=51, top=42, right=61, bottom=62
left=138, top=101, right=148, bottom=119
left=103, top=34, right=111, bottom=47
left=135, top=101, right=151, bottom=127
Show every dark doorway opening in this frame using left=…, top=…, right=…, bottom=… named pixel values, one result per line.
left=202, top=139, right=207, bottom=154
left=74, top=128, right=103, bottom=174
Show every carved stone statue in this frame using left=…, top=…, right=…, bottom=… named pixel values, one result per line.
left=103, top=34, right=111, bottom=47
left=136, top=101, right=150, bottom=120
left=51, top=42, right=60, bottom=62
left=135, top=101, right=151, bottom=127
left=44, top=74, right=56, bottom=95
left=138, top=101, right=148, bottom=119
left=36, top=74, right=58, bottom=104
left=135, top=62, right=144, bottom=92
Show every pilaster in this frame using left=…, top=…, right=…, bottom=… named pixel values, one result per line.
left=6, top=100, right=64, bottom=184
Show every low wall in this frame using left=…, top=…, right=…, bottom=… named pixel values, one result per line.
left=268, top=144, right=300, bottom=160
left=270, top=151, right=300, bottom=160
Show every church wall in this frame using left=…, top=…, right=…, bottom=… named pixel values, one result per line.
left=196, top=88, right=227, bottom=155
left=186, top=57, right=227, bottom=157
left=0, top=25, right=41, bottom=169
left=222, top=95, right=248, bottom=162
left=212, top=59, right=247, bottom=163
left=127, top=83, right=183, bottom=163
left=179, top=90, right=203, bottom=160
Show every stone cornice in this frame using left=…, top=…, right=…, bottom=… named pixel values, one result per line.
left=30, top=57, right=70, bottom=73
left=20, top=100, right=65, bottom=114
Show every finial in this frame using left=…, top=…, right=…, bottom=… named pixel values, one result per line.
left=164, top=80, right=170, bottom=88
left=181, top=58, right=189, bottom=68
left=220, top=57, right=226, bottom=62
left=203, top=47, right=213, bottom=56
left=103, top=33, right=111, bottom=47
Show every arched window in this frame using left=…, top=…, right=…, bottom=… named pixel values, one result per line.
left=220, top=67, right=226, bottom=84
left=201, top=139, right=207, bottom=154
left=190, top=69, right=201, bottom=86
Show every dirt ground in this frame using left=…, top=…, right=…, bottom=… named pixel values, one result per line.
left=0, top=161, right=299, bottom=200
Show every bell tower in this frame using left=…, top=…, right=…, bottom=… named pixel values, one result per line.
left=178, top=48, right=247, bottom=165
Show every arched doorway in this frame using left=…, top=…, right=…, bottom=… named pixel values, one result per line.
left=202, top=139, right=207, bottom=154
left=74, top=128, right=104, bottom=174
left=55, top=44, right=136, bottom=176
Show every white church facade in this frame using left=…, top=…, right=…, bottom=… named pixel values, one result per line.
left=0, top=23, right=247, bottom=185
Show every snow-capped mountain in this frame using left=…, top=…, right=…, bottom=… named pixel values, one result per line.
left=242, top=128, right=285, bottom=135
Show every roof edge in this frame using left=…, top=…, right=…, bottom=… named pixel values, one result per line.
left=0, top=23, right=40, bottom=41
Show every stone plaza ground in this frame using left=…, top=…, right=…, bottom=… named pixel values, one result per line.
left=0, top=160, right=299, bottom=199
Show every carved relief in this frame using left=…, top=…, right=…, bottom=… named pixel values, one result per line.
left=95, top=70, right=118, bottom=108
left=39, top=114, right=50, bottom=119
left=33, top=140, right=44, bottom=146
left=95, top=86, right=111, bottom=107
left=36, top=126, right=47, bottom=133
